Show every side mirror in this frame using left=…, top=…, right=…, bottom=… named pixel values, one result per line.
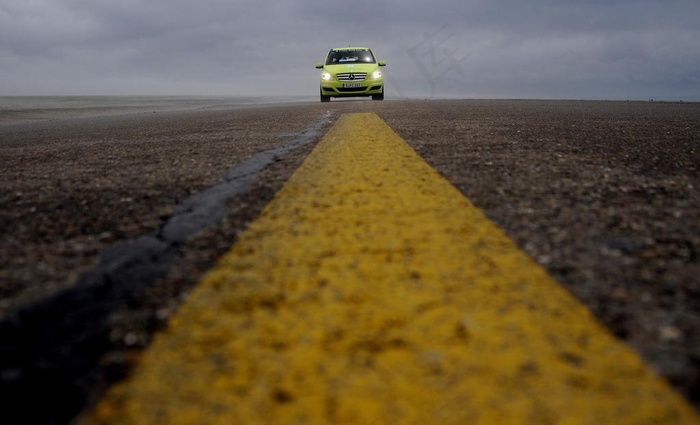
left=315, top=62, right=324, bottom=69
left=378, top=61, right=386, bottom=67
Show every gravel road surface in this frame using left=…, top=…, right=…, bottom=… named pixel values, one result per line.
left=1, top=99, right=698, bottom=423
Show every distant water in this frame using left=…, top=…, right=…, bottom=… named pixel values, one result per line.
left=0, top=96, right=314, bottom=125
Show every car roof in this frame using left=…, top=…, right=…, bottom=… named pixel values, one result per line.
left=330, top=47, right=371, bottom=51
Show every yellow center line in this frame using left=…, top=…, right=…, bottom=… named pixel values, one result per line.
left=83, top=113, right=698, bottom=424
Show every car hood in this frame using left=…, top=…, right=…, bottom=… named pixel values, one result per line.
left=324, top=63, right=378, bottom=74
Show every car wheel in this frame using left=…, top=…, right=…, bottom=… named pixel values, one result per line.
left=320, top=90, right=331, bottom=102
left=372, top=90, right=384, bottom=101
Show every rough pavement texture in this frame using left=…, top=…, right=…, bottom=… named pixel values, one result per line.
left=84, top=112, right=698, bottom=424
left=0, top=99, right=698, bottom=423
left=378, top=100, right=700, bottom=408
left=1, top=105, right=329, bottom=315
left=0, top=104, right=334, bottom=424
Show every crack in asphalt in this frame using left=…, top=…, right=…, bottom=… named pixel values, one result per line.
left=0, top=112, right=332, bottom=425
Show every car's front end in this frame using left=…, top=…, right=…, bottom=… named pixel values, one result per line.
left=316, top=47, right=385, bottom=102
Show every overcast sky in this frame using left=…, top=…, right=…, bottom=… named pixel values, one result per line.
left=1, top=0, right=699, bottom=100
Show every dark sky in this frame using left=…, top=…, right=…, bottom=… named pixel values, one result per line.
left=1, top=0, right=698, bottom=99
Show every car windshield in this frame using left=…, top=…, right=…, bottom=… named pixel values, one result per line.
left=326, top=50, right=375, bottom=65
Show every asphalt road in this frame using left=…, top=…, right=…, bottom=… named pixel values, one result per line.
left=1, top=99, right=698, bottom=423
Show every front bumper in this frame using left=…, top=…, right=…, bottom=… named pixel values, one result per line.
left=320, top=80, right=384, bottom=97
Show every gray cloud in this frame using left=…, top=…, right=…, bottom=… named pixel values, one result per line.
left=1, top=0, right=698, bottom=99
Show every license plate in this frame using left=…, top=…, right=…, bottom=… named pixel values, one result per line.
left=342, top=83, right=363, bottom=88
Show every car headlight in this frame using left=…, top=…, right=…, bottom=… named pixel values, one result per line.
left=321, top=72, right=332, bottom=81
left=371, top=70, right=382, bottom=79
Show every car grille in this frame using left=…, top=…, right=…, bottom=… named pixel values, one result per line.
left=336, top=73, right=367, bottom=81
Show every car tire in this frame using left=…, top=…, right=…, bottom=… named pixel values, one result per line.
left=320, top=90, right=331, bottom=102
left=372, top=90, right=384, bottom=101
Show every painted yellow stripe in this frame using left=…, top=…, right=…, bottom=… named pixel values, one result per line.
left=84, top=113, right=698, bottom=424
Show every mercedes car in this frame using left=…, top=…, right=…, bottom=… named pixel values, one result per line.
left=315, top=47, right=386, bottom=102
